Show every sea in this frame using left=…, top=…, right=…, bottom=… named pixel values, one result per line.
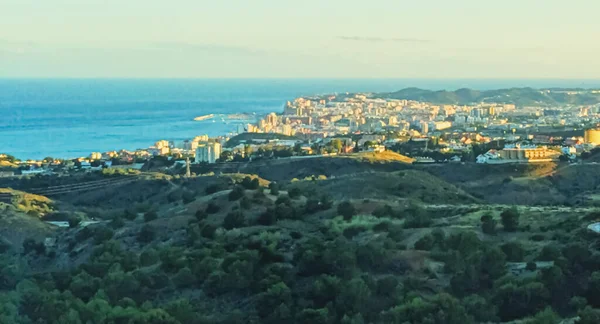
left=2, top=78, right=600, bottom=160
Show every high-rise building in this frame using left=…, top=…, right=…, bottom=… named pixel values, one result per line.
left=420, top=121, right=429, bottom=134
left=195, top=142, right=222, bottom=164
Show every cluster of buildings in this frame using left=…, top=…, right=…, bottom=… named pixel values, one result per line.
left=6, top=91, right=600, bottom=176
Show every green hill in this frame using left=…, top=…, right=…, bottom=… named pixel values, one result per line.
left=378, top=87, right=600, bottom=106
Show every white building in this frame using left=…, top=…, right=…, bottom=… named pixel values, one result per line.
left=195, top=142, right=222, bottom=164
left=90, top=152, right=102, bottom=160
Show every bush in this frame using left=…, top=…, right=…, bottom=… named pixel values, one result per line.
left=480, top=213, right=497, bottom=234
left=403, top=214, right=432, bottom=228
left=414, top=234, right=435, bottom=251
left=526, top=261, right=537, bottom=271
left=138, top=225, right=156, bottom=243
left=206, top=202, right=220, bottom=214
left=275, top=194, right=291, bottom=206
left=343, top=225, right=368, bottom=239
left=22, top=238, right=45, bottom=255
left=93, top=226, right=114, bottom=244
left=123, top=208, right=138, bottom=221
left=223, top=211, right=245, bottom=230
left=337, top=201, right=356, bottom=221
left=144, top=211, right=158, bottom=222
left=205, top=184, right=223, bottom=195
left=182, top=190, right=196, bottom=204
left=258, top=208, right=277, bottom=225
left=200, top=223, right=217, bottom=239
left=530, top=234, right=546, bottom=242
left=173, top=267, right=196, bottom=288
left=110, top=216, right=125, bottom=229
left=240, top=196, right=252, bottom=210
left=373, top=205, right=394, bottom=218
left=269, top=183, right=279, bottom=195
left=240, top=176, right=260, bottom=190
left=501, top=207, right=520, bottom=232
left=167, top=190, right=183, bottom=203
left=288, top=187, right=302, bottom=199
left=501, top=242, right=525, bottom=262
left=195, top=210, right=207, bottom=221
left=229, top=186, right=245, bottom=201
left=68, top=216, right=82, bottom=228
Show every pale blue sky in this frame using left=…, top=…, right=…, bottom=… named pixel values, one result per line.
left=1, top=0, right=599, bottom=78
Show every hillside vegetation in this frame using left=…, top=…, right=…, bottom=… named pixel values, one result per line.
left=378, top=87, right=600, bottom=106
left=4, top=163, right=600, bottom=323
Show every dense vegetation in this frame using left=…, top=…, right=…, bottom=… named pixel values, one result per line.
left=378, top=87, right=600, bottom=106
left=3, top=166, right=600, bottom=323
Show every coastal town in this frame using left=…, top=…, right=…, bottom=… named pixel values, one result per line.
left=3, top=89, right=600, bottom=176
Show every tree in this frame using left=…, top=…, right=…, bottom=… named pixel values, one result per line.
left=68, top=216, right=82, bottom=228
left=526, top=307, right=561, bottom=324
left=269, top=182, right=279, bottom=195
left=578, top=307, right=600, bottom=324
left=223, top=211, right=245, bottom=230
left=144, top=211, right=158, bottom=222
left=330, top=139, right=343, bottom=153
left=229, top=186, right=245, bottom=201
left=288, top=187, right=302, bottom=199
left=240, top=176, right=260, bottom=190
left=501, top=207, right=520, bottom=232
left=481, top=213, right=497, bottom=234
left=526, top=261, right=537, bottom=271
left=206, top=202, right=220, bottom=214
left=501, top=242, right=525, bottom=262
left=337, top=201, right=356, bottom=220
left=138, top=225, right=156, bottom=243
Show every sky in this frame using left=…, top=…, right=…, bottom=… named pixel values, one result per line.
left=1, top=0, right=599, bottom=78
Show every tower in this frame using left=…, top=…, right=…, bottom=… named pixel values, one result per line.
left=185, top=157, right=191, bottom=178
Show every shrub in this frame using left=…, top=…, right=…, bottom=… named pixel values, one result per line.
left=22, top=238, right=45, bottom=255
left=288, top=187, right=302, bottom=199
left=414, top=234, right=435, bottom=251
left=530, top=234, right=546, bottom=242
left=200, top=223, right=217, bottom=239
left=501, top=242, right=525, bottom=262
left=526, top=261, right=537, bottom=271
left=343, top=225, right=368, bottom=239
left=182, top=190, right=196, bottom=204
left=501, top=207, right=520, bottom=232
left=110, top=216, right=125, bottom=229
left=337, top=201, right=356, bottom=221
left=93, top=226, right=114, bottom=244
left=205, top=184, right=222, bottom=195
left=167, top=190, right=183, bottom=203
left=240, top=196, right=252, bottom=210
left=68, top=216, right=82, bottom=228
left=206, top=202, right=220, bottom=214
left=373, top=221, right=391, bottom=232
left=275, top=195, right=291, bottom=206
left=229, top=186, right=245, bottom=201
left=373, top=205, right=394, bottom=218
left=269, top=183, right=279, bottom=195
left=195, top=210, right=207, bottom=221
left=138, top=225, right=156, bottom=243
left=144, top=211, right=158, bottom=222
left=223, top=211, right=246, bottom=230
left=258, top=208, right=277, bottom=225
left=480, top=213, right=497, bottom=234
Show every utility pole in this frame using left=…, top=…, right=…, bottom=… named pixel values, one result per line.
left=185, top=157, right=191, bottom=178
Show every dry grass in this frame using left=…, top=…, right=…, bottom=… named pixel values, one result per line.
left=336, top=151, right=415, bottom=164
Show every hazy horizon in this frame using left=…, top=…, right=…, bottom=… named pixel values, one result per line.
left=2, top=0, right=600, bottom=78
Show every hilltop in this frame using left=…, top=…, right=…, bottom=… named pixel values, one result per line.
left=377, top=87, right=600, bottom=106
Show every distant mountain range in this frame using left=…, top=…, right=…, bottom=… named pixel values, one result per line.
left=376, top=87, right=600, bottom=106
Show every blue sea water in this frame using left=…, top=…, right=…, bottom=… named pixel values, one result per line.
left=2, top=78, right=600, bottom=160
